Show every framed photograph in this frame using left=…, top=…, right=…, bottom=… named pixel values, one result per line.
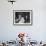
left=13, top=10, right=33, bottom=25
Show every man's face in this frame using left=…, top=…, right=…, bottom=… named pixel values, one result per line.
left=26, top=15, right=28, bottom=19
left=19, top=15, right=22, bottom=19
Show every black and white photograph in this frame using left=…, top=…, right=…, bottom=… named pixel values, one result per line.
left=13, top=10, right=32, bottom=25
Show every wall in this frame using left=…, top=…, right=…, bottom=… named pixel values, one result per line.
left=0, top=0, right=46, bottom=42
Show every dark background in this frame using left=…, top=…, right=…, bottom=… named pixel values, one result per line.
left=15, top=12, right=30, bottom=23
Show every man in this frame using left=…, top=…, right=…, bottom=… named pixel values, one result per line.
left=18, top=14, right=25, bottom=23
left=15, top=14, right=25, bottom=23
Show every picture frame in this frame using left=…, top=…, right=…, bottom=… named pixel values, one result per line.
left=13, top=10, right=33, bottom=25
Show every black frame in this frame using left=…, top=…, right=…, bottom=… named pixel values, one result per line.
left=13, top=10, right=33, bottom=26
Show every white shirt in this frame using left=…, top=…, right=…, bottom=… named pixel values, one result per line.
left=19, top=17, right=25, bottom=23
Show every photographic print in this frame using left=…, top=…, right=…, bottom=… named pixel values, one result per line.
left=13, top=10, right=32, bottom=25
